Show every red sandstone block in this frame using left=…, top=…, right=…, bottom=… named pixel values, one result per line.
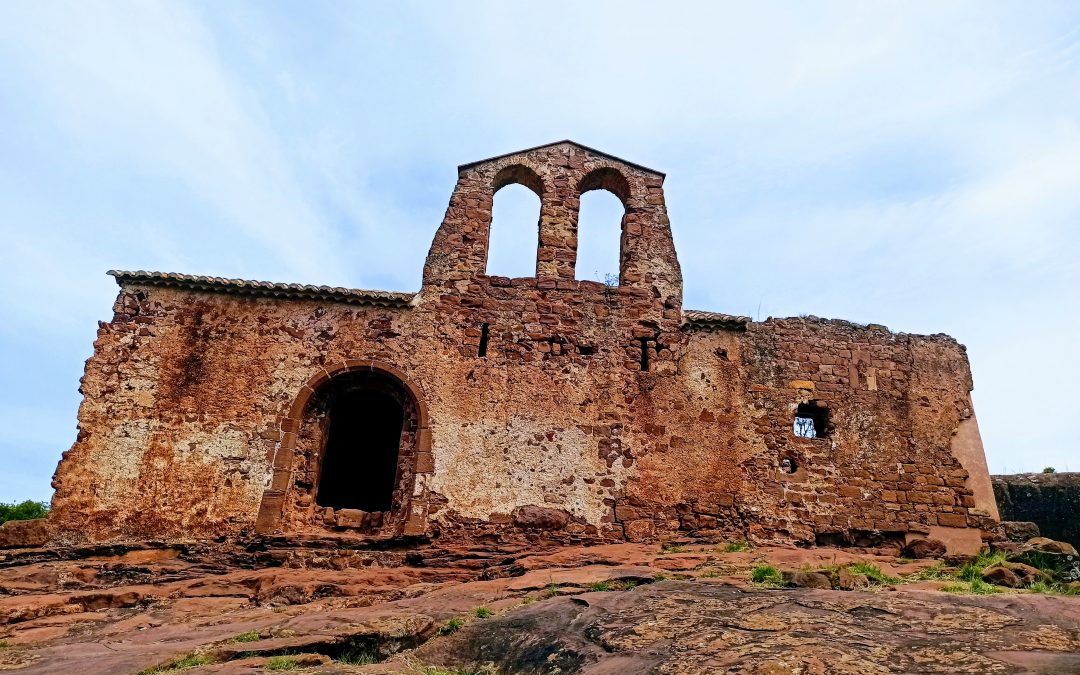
left=937, top=513, right=967, bottom=528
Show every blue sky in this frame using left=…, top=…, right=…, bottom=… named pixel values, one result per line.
left=1, top=2, right=1078, bottom=502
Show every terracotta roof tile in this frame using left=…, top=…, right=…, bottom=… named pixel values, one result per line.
left=108, top=270, right=414, bottom=307
left=682, top=309, right=750, bottom=330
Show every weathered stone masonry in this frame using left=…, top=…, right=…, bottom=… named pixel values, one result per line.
left=48, top=142, right=999, bottom=553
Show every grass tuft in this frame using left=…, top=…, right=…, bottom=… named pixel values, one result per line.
left=907, top=563, right=953, bottom=581
left=652, top=573, right=668, bottom=582
left=660, top=544, right=689, bottom=554
left=266, top=655, right=300, bottom=671
left=848, top=562, right=898, bottom=585
left=942, top=578, right=1002, bottom=595
left=750, top=564, right=784, bottom=585
left=722, top=541, right=749, bottom=553
left=230, top=630, right=260, bottom=643
left=337, top=646, right=378, bottom=665
left=589, top=581, right=610, bottom=592
left=137, top=653, right=212, bottom=674
left=957, top=550, right=1007, bottom=582
left=473, top=606, right=493, bottom=618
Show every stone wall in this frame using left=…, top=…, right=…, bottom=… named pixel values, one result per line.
left=47, top=142, right=998, bottom=553
left=994, top=473, right=1080, bottom=550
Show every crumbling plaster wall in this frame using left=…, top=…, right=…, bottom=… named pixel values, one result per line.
left=49, top=142, right=995, bottom=550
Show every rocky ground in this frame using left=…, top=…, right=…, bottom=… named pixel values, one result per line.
left=1, top=537, right=1078, bottom=674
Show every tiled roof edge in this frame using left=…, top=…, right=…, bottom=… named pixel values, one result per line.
left=108, top=270, right=415, bottom=308
left=682, top=310, right=750, bottom=331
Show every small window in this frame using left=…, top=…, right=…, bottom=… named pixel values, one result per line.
left=780, top=456, right=798, bottom=474
left=793, top=402, right=830, bottom=439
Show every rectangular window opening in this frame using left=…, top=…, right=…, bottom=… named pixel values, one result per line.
left=478, top=323, right=490, bottom=358
left=793, top=401, right=830, bottom=439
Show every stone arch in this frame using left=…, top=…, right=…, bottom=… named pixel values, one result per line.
left=254, top=359, right=431, bottom=535
left=493, top=163, right=544, bottom=198
left=578, top=166, right=632, bottom=206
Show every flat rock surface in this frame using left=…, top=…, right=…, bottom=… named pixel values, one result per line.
left=0, top=540, right=1077, bottom=674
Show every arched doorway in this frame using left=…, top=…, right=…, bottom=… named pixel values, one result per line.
left=255, top=361, right=431, bottom=536
left=315, top=374, right=409, bottom=513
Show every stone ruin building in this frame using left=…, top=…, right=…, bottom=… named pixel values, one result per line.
left=47, top=141, right=1001, bottom=554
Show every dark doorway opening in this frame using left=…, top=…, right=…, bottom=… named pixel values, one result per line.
left=316, top=387, right=405, bottom=512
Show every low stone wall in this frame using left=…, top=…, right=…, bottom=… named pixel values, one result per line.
left=993, top=473, right=1080, bottom=550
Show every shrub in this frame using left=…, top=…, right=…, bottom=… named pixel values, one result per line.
left=437, top=618, right=464, bottom=636
left=0, top=501, right=48, bottom=526
left=589, top=581, right=610, bottom=592
left=750, top=564, right=783, bottom=585
left=473, top=606, right=493, bottom=618
left=652, top=573, right=668, bottom=582
left=723, top=541, right=749, bottom=553
left=1043, top=467, right=1056, bottom=474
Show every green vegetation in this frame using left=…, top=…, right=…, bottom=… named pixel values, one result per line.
left=337, top=647, right=378, bottom=665
left=520, top=595, right=536, bottom=605
left=1043, top=466, right=1056, bottom=473
left=473, top=606, right=493, bottom=618
left=722, top=541, right=749, bottom=553
left=699, top=568, right=724, bottom=578
left=230, top=630, right=260, bottom=643
left=652, top=573, right=668, bottom=582
left=849, top=562, right=898, bottom=585
left=587, top=579, right=639, bottom=592
left=437, top=618, right=464, bottom=636
left=660, top=544, right=689, bottom=554
left=942, top=578, right=1002, bottom=595
left=138, top=653, right=212, bottom=674
left=1026, top=580, right=1079, bottom=596
left=266, top=655, right=300, bottom=671
left=0, top=640, right=10, bottom=651
left=908, top=563, right=952, bottom=581
left=957, top=550, right=1007, bottom=582
left=0, top=500, right=48, bottom=526
left=750, top=564, right=783, bottom=585
left=540, top=583, right=561, bottom=598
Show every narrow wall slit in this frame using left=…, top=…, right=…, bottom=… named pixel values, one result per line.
left=316, top=388, right=405, bottom=513
left=639, top=338, right=650, bottom=371
left=478, top=323, right=490, bottom=357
